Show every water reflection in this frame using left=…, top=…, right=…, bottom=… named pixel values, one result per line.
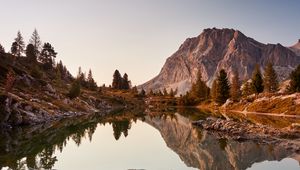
left=0, top=109, right=299, bottom=170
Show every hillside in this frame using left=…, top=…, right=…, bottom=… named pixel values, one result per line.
left=0, top=52, right=144, bottom=126
left=140, top=28, right=300, bottom=94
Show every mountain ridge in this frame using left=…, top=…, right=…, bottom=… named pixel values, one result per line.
left=140, top=28, right=300, bottom=94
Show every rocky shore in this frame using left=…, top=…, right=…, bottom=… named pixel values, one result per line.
left=193, top=117, right=300, bottom=152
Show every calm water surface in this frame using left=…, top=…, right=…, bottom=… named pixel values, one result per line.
left=0, top=110, right=299, bottom=170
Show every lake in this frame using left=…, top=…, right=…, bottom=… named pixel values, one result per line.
left=0, top=110, right=299, bottom=170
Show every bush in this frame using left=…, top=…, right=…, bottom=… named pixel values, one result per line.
left=68, top=80, right=81, bottom=99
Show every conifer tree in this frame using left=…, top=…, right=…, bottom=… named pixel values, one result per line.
left=251, top=64, right=264, bottom=94
left=169, top=88, right=175, bottom=97
left=11, top=42, right=18, bottom=56
left=263, top=62, right=278, bottom=93
left=29, top=29, right=42, bottom=57
left=87, top=69, right=97, bottom=90
left=112, top=69, right=122, bottom=89
left=190, top=71, right=210, bottom=102
left=148, top=89, right=154, bottom=96
left=163, top=88, right=168, bottom=96
left=26, top=44, right=37, bottom=63
left=215, top=69, right=230, bottom=104
left=0, top=43, right=5, bottom=55
left=68, top=80, right=81, bottom=99
left=14, top=31, right=25, bottom=57
left=122, top=73, right=130, bottom=89
left=230, top=70, right=241, bottom=102
left=211, top=79, right=218, bottom=102
left=242, top=81, right=253, bottom=97
left=39, top=43, right=57, bottom=70
left=289, top=64, right=300, bottom=93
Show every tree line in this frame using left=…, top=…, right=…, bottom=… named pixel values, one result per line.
left=179, top=62, right=300, bottom=106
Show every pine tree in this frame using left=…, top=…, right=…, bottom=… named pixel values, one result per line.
left=0, top=43, right=5, bottom=55
left=14, top=31, right=25, bottom=57
left=211, top=79, right=218, bottom=102
left=11, top=42, right=18, bottom=56
left=251, top=64, right=264, bottom=94
left=215, top=69, right=230, bottom=104
left=263, top=62, right=278, bottom=93
left=68, top=80, right=81, bottom=99
left=87, top=69, right=97, bottom=90
left=230, top=70, right=241, bottom=102
left=190, top=70, right=210, bottom=102
left=148, top=89, right=154, bottom=96
left=26, top=44, right=37, bottom=63
left=29, top=29, right=42, bottom=57
left=39, top=43, right=57, bottom=70
left=242, top=81, right=253, bottom=97
left=122, top=73, right=130, bottom=89
left=163, top=88, right=168, bottom=96
left=289, top=64, right=300, bottom=93
left=169, top=88, right=175, bottom=97
left=139, top=88, right=146, bottom=97
left=112, top=69, right=122, bottom=89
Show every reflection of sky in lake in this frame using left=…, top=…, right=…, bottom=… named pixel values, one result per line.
left=53, top=120, right=196, bottom=170
left=248, top=158, right=299, bottom=170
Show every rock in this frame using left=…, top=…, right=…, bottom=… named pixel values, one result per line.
left=45, top=83, right=56, bottom=93
left=140, top=28, right=300, bottom=95
left=24, top=105, right=33, bottom=111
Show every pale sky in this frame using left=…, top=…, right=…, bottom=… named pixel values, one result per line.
left=0, top=0, right=300, bottom=86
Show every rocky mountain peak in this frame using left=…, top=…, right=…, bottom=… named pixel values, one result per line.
left=140, top=28, right=300, bottom=95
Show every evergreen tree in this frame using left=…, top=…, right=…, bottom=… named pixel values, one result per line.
left=14, top=31, right=25, bottom=57
left=39, top=43, right=57, bottom=70
left=289, top=64, right=300, bottom=93
left=11, top=42, right=18, bottom=56
left=263, top=62, right=278, bottom=93
left=26, top=44, right=37, bottom=62
left=131, top=86, right=138, bottom=94
left=87, top=69, right=97, bottom=90
left=169, top=88, right=175, bottom=97
left=29, top=29, right=42, bottom=57
left=251, top=64, right=264, bottom=94
left=211, top=79, right=218, bottom=102
left=163, top=88, right=168, bottom=96
left=242, top=81, right=253, bottom=97
left=139, top=88, right=146, bottom=97
left=112, top=69, right=122, bottom=89
left=215, top=69, right=230, bottom=104
left=148, top=89, right=154, bottom=96
left=68, top=80, right=81, bottom=99
left=0, top=43, right=5, bottom=55
left=122, top=73, right=130, bottom=89
left=190, top=71, right=210, bottom=102
left=55, top=66, right=62, bottom=85
left=230, top=70, right=241, bottom=102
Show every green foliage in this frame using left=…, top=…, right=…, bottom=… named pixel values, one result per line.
left=242, top=81, right=253, bottom=97
left=251, top=64, right=264, bottom=94
left=26, top=44, right=37, bottom=63
left=87, top=69, right=97, bottom=90
left=230, top=70, right=241, bottom=102
left=289, top=64, right=300, bottom=93
left=0, top=43, right=5, bottom=55
left=112, top=70, right=131, bottom=90
left=12, top=31, right=25, bottom=57
left=122, top=73, right=130, bottom=90
left=190, top=71, right=210, bottom=103
left=68, top=80, right=81, bottom=99
left=215, top=69, right=230, bottom=104
left=263, top=62, right=278, bottom=93
left=112, top=69, right=122, bottom=89
left=29, top=29, right=42, bottom=57
left=39, top=43, right=57, bottom=70
left=30, top=65, right=43, bottom=79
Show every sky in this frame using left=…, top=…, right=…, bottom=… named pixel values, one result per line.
left=0, top=0, right=300, bottom=86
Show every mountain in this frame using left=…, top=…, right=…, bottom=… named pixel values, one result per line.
left=290, top=39, right=300, bottom=56
left=145, top=113, right=300, bottom=170
left=140, top=28, right=300, bottom=94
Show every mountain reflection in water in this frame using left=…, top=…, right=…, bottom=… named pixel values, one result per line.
left=0, top=109, right=299, bottom=170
